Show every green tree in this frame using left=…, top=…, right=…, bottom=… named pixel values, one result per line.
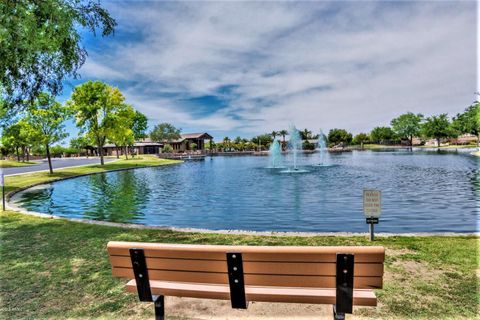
left=0, top=0, right=116, bottom=113
left=302, top=140, right=315, bottom=150
left=132, top=111, right=148, bottom=140
left=150, top=123, right=181, bottom=143
left=353, top=133, right=370, bottom=148
left=2, top=122, right=24, bottom=161
left=279, top=129, right=288, bottom=150
left=391, top=112, right=423, bottom=146
left=251, top=134, right=273, bottom=150
left=162, top=144, right=173, bottom=153
left=70, top=136, right=91, bottom=156
left=422, top=114, right=456, bottom=147
left=370, top=127, right=396, bottom=144
left=452, top=102, right=480, bottom=146
left=222, top=137, right=231, bottom=151
left=27, top=93, right=70, bottom=173
left=20, top=119, right=39, bottom=161
left=271, top=131, right=279, bottom=140
left=68, top=81, right=127, bottom=165
left=327, top=128, right=353, bottom=146
left=108, top=104, right=135, bottom=159
left=300, top=128, right=313, bottom=140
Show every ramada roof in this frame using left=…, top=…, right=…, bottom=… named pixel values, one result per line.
left=180, top=133, right=213, bottom=139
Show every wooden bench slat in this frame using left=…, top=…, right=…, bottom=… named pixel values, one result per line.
left=112, top=267, right=383, bottom=289
left=107, top=242, right=385, bottom=263
left=125, top=280, right=378, bottom=306
left=109, top=255, right=384, bottom=277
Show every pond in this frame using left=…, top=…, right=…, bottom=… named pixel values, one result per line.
left=12, top=150, right=479, bottom=233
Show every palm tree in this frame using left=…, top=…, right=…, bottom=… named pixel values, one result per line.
left=271, top=130, right=279, bottom=140
left=279, top=129, right=288, bottom=151
left=301, top=128, right=312, bottom=140
left=223, top=136, right=231, bottom=152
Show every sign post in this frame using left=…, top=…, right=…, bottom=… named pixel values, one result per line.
left=1, top=173, right=4, bottom=211
left=363, top=189, right=381, bottom=241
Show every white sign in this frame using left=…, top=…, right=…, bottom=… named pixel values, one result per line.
left=363, top=189, right=381, bottom=218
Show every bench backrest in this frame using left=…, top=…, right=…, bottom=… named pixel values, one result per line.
left=108, top=241, right=385, bottom=289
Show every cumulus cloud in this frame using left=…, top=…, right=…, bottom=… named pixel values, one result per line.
left=78, top=1, right=476, bottom=139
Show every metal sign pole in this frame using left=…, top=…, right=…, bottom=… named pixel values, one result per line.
left=370, top=222, right=374, bottom=241
left=1, top=173, right=4, bottom=211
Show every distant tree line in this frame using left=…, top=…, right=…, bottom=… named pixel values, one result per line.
left=214, top=102, right=479, bottom=152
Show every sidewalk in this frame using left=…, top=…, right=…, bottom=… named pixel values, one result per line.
left=1, top=157, right=117, bottom=176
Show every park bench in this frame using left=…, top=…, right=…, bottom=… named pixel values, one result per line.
left=107, top=241, right=385, bottom=320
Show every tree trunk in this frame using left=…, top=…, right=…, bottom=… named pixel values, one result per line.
left=410, top=136, right=413, bottom=147
left=16, top=147, right=20, bottom=162
left=437, top=138, right=441, bottom=148
left=115, top=146, right=119, bottom=159
left=26, top=148, right=30, bottom=161
left=46, top=144, right=53, bottom=174
left=98, top=146, right=104, bottom=165
left=124, top=146, right=128, bottom=160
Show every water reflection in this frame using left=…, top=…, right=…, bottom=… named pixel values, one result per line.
left=83, top=171, right=151, bottom=222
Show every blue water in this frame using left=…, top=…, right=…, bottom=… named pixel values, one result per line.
left=13, top=151, right=479, bottom=233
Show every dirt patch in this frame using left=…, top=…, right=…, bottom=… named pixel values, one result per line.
left=384, top=252, right=443, bottom=285
left=165, top=297, right=333, bottom=319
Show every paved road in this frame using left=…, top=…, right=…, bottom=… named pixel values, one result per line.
left=1, top=157, right=117, bottom=176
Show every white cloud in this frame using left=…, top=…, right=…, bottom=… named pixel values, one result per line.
left=78, top=1, right=476, bottom=139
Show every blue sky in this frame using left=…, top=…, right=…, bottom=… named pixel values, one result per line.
left=60, top=1, right=477, bottom=141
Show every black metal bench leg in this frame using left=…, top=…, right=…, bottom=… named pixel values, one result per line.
left=333, top=305, right=345, bottom=320
left=333, top=253, right=354, bottom=320
left=130, top=249, right=166, bottom=320
left=153, top=295, right=164, bottom=320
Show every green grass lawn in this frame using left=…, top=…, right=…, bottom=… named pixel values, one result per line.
left=0, top=155, right=478, bottom=319
left=416, top=144, right=478, bottom=149
left=0, top=159, right=39, bottom=168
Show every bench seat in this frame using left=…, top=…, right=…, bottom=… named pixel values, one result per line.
left=126, top=279, right=378, bottom=306
left=108, top=241, right=385, bottom=320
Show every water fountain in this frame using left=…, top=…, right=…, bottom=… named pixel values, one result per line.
left=280, top=125, right=309, bottom=173
left=318, top=129, right=327, bottom=166
left=268, top=139, right=282, bottom=168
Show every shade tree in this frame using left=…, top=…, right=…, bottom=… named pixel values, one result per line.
left=108, top=104, right=136, bottom=159
left=68, top=81, right=128, bottom=165
left=26, top=93, right=70, bottom=173
left=370, top=127, right=396, bottom=144
left=132, top=111, right=148, bottom=140
left=0, top=0, right=116, bottom=114
left=452, top=102, right=480, bottom=146
left=150, top=123, right=181, bottom=143
left=327, top=128, right=352, bottom=146
left=422, top=114, right=457, bottom=147
left=353, top=133, right=370, bottom=147
left=390, top=112, right=423, bottom=146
